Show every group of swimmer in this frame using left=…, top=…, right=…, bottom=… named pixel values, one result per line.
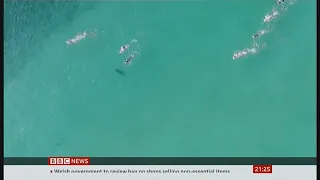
left=232, top=0, right=291, bottom=60
left=65, top=1, right=292, bottom=63
left=66, top=29, right=140, bottom=67
left=119, top=44, right=133, bottom=65
left=118, top=39, right=139, bottom=66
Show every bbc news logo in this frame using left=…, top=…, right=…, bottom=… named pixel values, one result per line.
left=48, top=157, right=90, bottom=165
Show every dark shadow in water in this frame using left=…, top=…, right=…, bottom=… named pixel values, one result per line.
left=55, top=142, right=61, bottom=147
left=115, top=69, right=126, bottom=76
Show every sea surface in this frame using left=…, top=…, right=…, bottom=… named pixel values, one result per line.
left=4, top=0, right=316, bottom=157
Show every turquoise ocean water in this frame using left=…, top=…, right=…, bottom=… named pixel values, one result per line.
left=4, top=0, right=316, bottom=157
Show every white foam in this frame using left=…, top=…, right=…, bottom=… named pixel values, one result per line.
left=66, top=31, right=88, bottom=46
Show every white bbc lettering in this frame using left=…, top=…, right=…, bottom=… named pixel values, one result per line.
left=50, top=158, right=57, bottom=164
left=57, top=158, right=64, bottom=164
left=64, top=158, right=71, bottom=164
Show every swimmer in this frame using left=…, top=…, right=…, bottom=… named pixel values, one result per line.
left=66, top=39, right=76, bottom=45
left=252, top=30, right=267, bottom=39
left=241, top=50, right=248, bottom=56
left=124, top=55, right=135, bottom=65
left=232, top=50, right=247, bottom=60
left=263, top=14, right=272, bottom=24
left=271, top=8, right=279, bottom=18
left=252, top=34, right=260, bottom=38
left=119, top=44, right=130, bottom=54
left=246, top=47, right=257, bottom=54
left=74, top=32, right=86, bottom=41
left=232, top=52, right=241, bottom=60
left=276, top=0, right=285, bottom=5
left=263, top=9, right=279, bottom=24
left=66, top=32, right=87, bottom=46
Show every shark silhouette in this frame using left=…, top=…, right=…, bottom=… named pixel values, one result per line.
left=115, top=69, right=125, bottom=76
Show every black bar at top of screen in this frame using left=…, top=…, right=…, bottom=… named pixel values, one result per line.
left=3, top=157, right=317, bottom=165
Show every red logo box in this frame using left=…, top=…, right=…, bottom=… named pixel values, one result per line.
left=48, top=157, right=90, bottom=165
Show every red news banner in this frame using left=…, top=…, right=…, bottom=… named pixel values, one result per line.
left=48, top=157, right=90, bottom=165
left=252, top=165, right=272, bottom=174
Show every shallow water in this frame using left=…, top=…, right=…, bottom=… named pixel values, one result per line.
left=4, top=1, right=316, bottom=157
